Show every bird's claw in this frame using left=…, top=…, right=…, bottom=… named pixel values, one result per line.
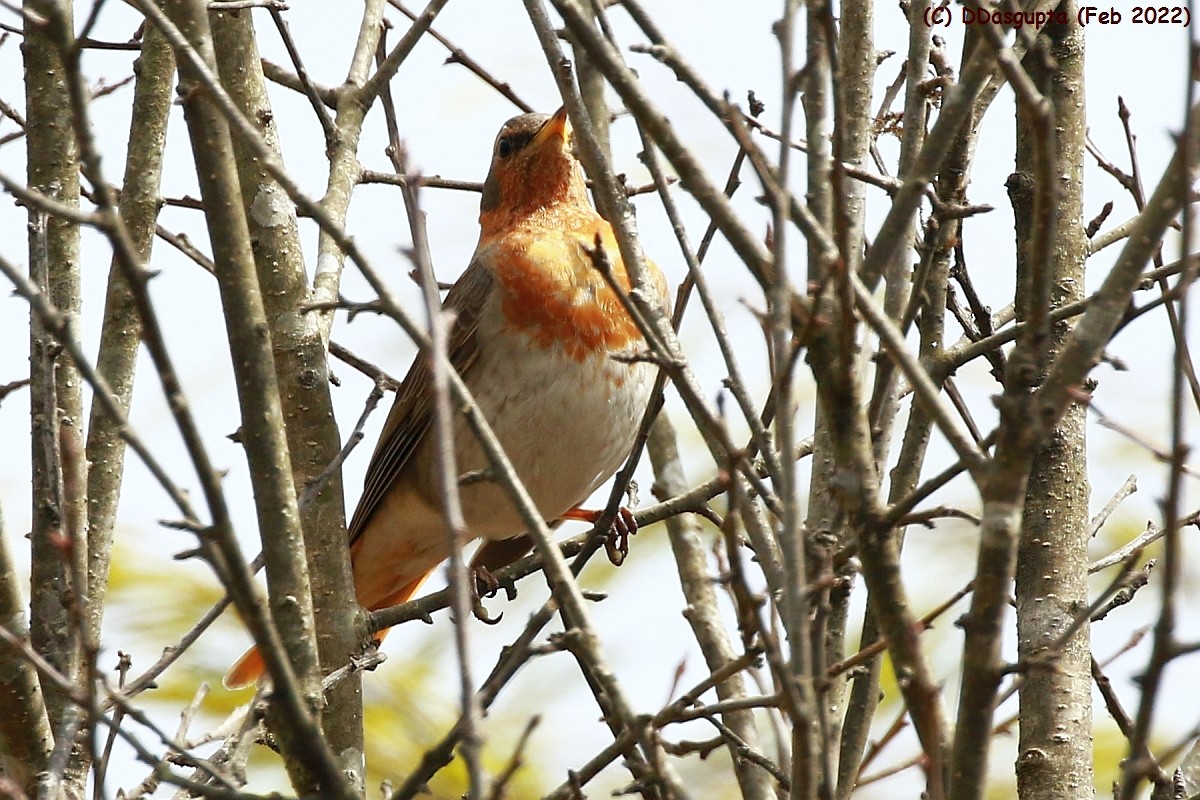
left=473, top=565, right=501, bottom=598
left=470, top=566, right=505, bottom=625
left=472, top=599, right=503, bottom=625
left=604, top=506, right=638, bottom=566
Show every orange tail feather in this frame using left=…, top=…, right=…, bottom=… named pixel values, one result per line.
left=223, top=644, right=268, bottom=691
left=222, top=569, right=434, bottom=691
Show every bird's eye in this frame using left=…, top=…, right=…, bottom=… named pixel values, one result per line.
left=497, top=136, right=514, bottom=159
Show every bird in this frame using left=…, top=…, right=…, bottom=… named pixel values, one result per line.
left=224, top=107, right=669, bottom=689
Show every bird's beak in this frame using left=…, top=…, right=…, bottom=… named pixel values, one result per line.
left=533, top=106, right=571, bottom=148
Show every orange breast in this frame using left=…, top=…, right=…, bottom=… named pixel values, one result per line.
left=486, top=213, right=661, bottom=362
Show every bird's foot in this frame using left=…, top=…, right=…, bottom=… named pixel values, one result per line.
left=473, top=564, right=501, bottom=598
left=563, top=506, right=639, bottom=566
left=470, top=565, right=504, bottom=625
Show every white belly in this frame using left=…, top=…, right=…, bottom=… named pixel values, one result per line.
left=439, top=323, right=653, bottom=540
left=352, top=309, right=655, bottom=611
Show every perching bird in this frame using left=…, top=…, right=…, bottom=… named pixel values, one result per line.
left=225, top=107, right=668, bottom=689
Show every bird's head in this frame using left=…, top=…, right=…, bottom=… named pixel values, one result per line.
left=479, top=108, right=591, bottom=230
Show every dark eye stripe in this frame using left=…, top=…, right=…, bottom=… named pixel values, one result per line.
left=497, top=131, right=534, bottom=159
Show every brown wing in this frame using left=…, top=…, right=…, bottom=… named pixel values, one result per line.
left=347, top=259, right=496, bottom=546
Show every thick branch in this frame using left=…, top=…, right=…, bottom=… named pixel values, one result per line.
left=1013, top=11, right=1093, bottom=800
left=157, top=0, right=345, bottom=795
left=0, top=511, right=53, bottom=797
left=84, top=12, right=174, bottom=661
left=208, top=5, right=363, bottom=779
left=22, top=5, right=86, bottom=793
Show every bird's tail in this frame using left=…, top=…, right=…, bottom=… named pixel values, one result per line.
left=223, top=644, right=271, bottom=691
left=222, top=569, right=434, bottom=690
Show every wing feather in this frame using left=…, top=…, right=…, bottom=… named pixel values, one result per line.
left=347, top=259, right=496, bottom=545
